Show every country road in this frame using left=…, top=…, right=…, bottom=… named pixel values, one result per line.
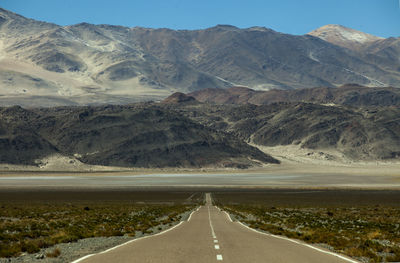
left=74, top=193, right=358, bottom=263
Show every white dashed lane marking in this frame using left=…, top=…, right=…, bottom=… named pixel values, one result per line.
left=208, top=205, right=216, bottom=239
left=206, top=194, right=223, bottom=261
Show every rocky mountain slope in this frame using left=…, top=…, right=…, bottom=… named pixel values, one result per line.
left=171, top=101, right=400, bottom=162
left=309, top=25, right=400, bottom=78
left=0, top=104, right=278, bottom=168
left=0, top=8, right=399, bottom=106
left=0, top=91, right=399, bottom=169
left=189, top=85, right=400, bottom=107
left=186, top=85, right=400, bottom=161
left=308, top=24, right=383, bottom=50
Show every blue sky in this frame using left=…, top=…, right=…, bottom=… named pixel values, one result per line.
left=1, top=0, right=399, bottom=37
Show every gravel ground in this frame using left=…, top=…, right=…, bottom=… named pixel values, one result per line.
left=0, top=209, right=195, bottom=263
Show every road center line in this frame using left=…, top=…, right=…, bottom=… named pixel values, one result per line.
left=215, top=244, right=220, bottom=250
left=216, top=254, right=223, bottom=261
left=207, top=199, right=217, bottom=239
left=214, top=240, right=218, bottom=243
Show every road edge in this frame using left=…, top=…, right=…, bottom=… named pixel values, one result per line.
left=220, top=208, right=360, bottom=263
left=70, top=206, right=201, bottom=263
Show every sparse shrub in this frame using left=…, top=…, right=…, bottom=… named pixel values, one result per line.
left=220, top=204, right=400, bottom=263
left=0, top=244, right=21, bottom=258
left=0, top=201, right=195, bottom=258
left=46, top=248, right=61, bottom=258
left=21, top=240, right=40, bottom=254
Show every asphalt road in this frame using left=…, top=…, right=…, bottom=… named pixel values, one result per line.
left=74, top=194, right=358, bottom=263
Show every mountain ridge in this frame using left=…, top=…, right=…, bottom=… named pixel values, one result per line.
left=0, top=8, right=399, bottom=107
left=189, top=84, right=400, bottom=107
left=1, top=97, right=399, bottom=169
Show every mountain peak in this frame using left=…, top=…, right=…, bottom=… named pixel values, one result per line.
left=247, top=26, right=275, bottom=33
left=308, top=24, right=383, bottom=49
left=0, top=8, right=58, bottom=35
left=161, top=92, right=197, bottom=104
left=209, top=24, right=239, bottom=31
left=0, top=7, right=26, bottom=21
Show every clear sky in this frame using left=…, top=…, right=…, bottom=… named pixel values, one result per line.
left=1, top=0, right=399, bottom=37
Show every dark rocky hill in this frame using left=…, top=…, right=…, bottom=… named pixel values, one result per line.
left=172, top=102, right=400, bottom=161
left=161, top=92, right=197, bottom=104
left=0, top=99, right=399, bottom=168
left=0, top=104, right=278, bottom=168
left=189, top=85, right=400, bottom=107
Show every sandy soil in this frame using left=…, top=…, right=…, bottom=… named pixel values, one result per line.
left=0, top=56, right=168, bottom=105
left=253, top=144, right=400, bottom=176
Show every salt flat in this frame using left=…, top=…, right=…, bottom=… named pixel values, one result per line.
left=0, top=170, right=399, bottom=189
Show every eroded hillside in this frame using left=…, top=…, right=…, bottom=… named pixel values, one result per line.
left=0, top=104, right=278, bottom=169
left=0, top=8, right=399, bottom=106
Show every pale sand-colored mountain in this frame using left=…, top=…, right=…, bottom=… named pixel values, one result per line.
left=1, top=8, right=400, bottom=107
left=308, top=24, right=383, bottom=50
left=0, top=9, right=173, bottom=105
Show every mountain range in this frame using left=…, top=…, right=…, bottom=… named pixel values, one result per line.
left=0, top=8, right=399, bottom=168
left=0, top=8, right=399, bottom=106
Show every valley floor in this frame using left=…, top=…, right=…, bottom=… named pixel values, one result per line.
left=0, top=164, right=399, bottom=190
left=0, top=144, right=399, bottom=190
